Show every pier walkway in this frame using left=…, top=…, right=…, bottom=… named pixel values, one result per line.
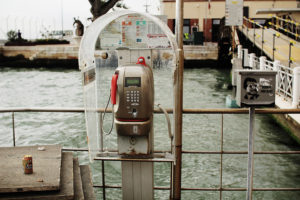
left=238, top=18, right=300, bottom=68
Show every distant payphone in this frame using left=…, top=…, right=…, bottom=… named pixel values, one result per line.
left=236, top=70, right=277, bottom=107
left=110, top=57, right=154, bottom=156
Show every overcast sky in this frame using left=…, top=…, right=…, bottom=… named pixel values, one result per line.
left=0, top=0, right=161, bottom=39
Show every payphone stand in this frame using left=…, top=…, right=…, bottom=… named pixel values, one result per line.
left=111, top=57, right=155, bottom=199
left=236, top=70, right=277, bottom=200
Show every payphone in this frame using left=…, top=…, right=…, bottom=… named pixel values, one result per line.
left=110, top=57, right=154, bottom=156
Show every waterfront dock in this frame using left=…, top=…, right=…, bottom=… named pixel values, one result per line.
left=0, top=145, right=95, bottom=199
left=0, top=41, right=218, bottom=68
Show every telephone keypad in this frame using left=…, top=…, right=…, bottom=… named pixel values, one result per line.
left=126, top=90, right=140, bottom=104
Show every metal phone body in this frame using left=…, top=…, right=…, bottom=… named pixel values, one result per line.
left=114, top=64, right=154, bottom=137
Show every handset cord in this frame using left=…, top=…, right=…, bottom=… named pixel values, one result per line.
left=156, top=104, right=173, bottom=141
left=102, top=92, right=114, bottom=135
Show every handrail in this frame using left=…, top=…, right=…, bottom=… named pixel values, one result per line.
left=242, top=16, right=300, bottom=48
left=271, top=15, right=300, bottom=27
left=268, top=21, right=300, bottom=40
left=1, top=107, right=300, bottom=199
left=1, top=107, right=300, bottom=114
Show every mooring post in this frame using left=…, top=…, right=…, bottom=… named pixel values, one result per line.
left=259, top=56, right=266, bottom=70
left=249, top=53, right=256, bottom=69
left=273, top=60, right=280, bottom=90
left=243, top=49, right=249, bottom=68
left=238, top=45, right=243, bottom=59
left=292, top=67, right=300, bottom=108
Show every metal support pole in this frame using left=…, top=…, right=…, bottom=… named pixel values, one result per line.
left=219, top=114, right=224, bottom=200
left=246, top=107, right=255, bottom=200
left=272, top=34, right=276, bottom=60
left=99, top=113, right=106, bottom=199
left=253, top=24, right=255, bottom=47
left=12, top=112, right=16, bottom=147
left=261, top=27, right=264, bottom=56
left=288, top=42, right=293, bottom=68
left=174, top=0, right=184, bottom=199
left=102, top=161, right=106, bottom=200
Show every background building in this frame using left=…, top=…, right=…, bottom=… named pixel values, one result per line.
left=162, top=0, right=298, bottom=42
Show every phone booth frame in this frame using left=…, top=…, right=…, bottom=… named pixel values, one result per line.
left=79, top=10, right=179, bottom=200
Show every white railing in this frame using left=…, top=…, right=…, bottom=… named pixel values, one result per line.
left=240, top=45, right=300, bottom=108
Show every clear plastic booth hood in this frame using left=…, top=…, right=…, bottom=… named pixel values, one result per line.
left=78, top=10, right=178, bottom=160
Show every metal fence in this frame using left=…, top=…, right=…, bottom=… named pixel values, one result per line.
left=1, top=107, right=300, bottom=199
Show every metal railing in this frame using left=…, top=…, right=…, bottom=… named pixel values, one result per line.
left=1, top=107, right=300, bottom=199
left=268, top=15, right=300, bottom=41
left=241, top=17, right=300, bottom=67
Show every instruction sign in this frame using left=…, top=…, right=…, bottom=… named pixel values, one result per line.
left=99, top=14, right=170, bottom=49
left=225, top=0, right=243, bottom=26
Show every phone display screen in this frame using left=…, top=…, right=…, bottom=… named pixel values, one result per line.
left=125, top=77, right=141, bottom=87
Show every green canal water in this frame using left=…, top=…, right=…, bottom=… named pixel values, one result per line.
left=0, top=66, right=300, bottom=199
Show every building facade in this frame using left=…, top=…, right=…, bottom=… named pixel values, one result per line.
left=162, top=0, right=298, bottom=42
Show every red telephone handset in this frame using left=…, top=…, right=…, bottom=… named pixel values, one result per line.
left=111, top=73, right=118, bottom=105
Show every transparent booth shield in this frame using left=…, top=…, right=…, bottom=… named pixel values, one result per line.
left=79, top=10, right=178, bottom=161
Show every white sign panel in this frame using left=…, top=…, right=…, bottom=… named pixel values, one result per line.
left=225, top=0, right=244, bottom=26
left=99, top=14, right=171, bottom=49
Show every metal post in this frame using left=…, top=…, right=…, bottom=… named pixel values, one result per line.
left=102, top=160, right=106, bottom=200
left=288, top=41, right=293, bottom=68
left=246, top=107, right=255, bottom=200
left=99, top=113, right=106, bottom=199
left=12, top=112, right=16, bottom=147
left=174, top=0, right=184, bottom=199
left=261, top=27, right=264, bottom=56
left=253, top=23, right=255, bottom=47
left=272, top=34, right=276, bottom=60
left=219, top=114, right=224, bottom=200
